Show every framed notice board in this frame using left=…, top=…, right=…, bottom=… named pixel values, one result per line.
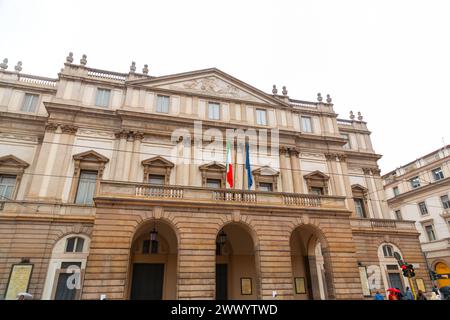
left=4, top=264, right=33, bottom=300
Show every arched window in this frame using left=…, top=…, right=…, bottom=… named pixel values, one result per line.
left=382, top=244, right=394, bottom=257
left=65, top=237, right=85, bottom=253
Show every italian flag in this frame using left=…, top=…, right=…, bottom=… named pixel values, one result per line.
left=225, top=140, right=234, bottom=188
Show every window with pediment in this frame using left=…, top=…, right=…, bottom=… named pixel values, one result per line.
left=199, top=162, right=226, bottom=188
left=0, top=155, right=29, bottom=202
left=351, top=184, right=369, bottom=218
left=252, top=166, right=279, bottom=192
left=303, top=171, right=329, bottom=195
left=141, top=156, right=174, bottom=185
left=69, top=150, right=109, bottom=204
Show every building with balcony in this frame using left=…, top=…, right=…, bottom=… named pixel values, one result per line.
left=0, top=54, right=431, bottom=300
left=383, top=145, right=450, bottom=288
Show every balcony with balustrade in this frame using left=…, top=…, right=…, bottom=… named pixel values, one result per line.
left=96, top=180, right=349, bottom=214
left=350, top=217, right=418, bottom=235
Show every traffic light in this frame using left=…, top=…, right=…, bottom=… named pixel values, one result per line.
left=401, top=264, right=409, bottom=277
left=408, top=264, right=415, bottom=277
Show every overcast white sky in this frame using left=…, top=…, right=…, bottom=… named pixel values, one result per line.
left=1, top=0, right=449, bottom=173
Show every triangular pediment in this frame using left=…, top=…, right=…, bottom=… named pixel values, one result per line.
left=128, top=68, right=286, bottom=106
left=73, top=150, right=109, bottom=163
left=303, top=170, right=329, bottom=181
left=351, top=184, right=368, bottom=193
left=252, top=166, right=279, bottom=176
left=199, top=161, right=226, bottom=172
left=0, top=155, right=29, bottom=168
left=142, top=156, right=174, bottom=168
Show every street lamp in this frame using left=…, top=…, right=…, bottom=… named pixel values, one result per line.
left=218, top=229, right=227, bottom=245
left=150, top=223, right=158, bottom=241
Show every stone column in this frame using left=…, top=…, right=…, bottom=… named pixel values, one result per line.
left=26, top=123, right=57, bottom=200
left=114, top=130, right=128, bottom=181
left=129, top=132, right=144, bottom=182
left=324, top=153, right=340, bottom=196
left=289, top=147, right=303, bottom=193
left=338, top=154, right=356, bottom=214
left=175, top=139, right=184, bottom=185
left=122, top=133, right=134, bottom=181
left=363, top=168, right=383, bottom=219
left=279, top=147, right=289, bottom=193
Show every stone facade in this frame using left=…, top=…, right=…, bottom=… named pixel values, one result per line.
left=0, top=54, right=431, bottom=299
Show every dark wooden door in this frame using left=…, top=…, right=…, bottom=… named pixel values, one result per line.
left=130, top=263, right=164, bottom=300
left=216, top=264, right=228, bottom=300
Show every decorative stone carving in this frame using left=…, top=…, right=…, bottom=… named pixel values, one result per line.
left=272, top=85, right=278, bottom=95
left=114, top=130, right=129, bottom=139
left=129, top=61, right=136, bottom=73
left=357, top=112, right=363, bottom=121
left=303, top=170, right=330, bottom=195
left=317, top=93, right=323, bottom=102
left=0, top=155, right=30, bottom=200
left=288, top=147, right=300, bottom=157
left=60, top=125, right=78, bottom=134
left=80, top=54, right=87, bottom=66
left=362, top=167, right=373, bottom=175
left=350, top=111, right=355, bottom=120
left=282, top=86, right=288, bottom=96
left=337, top=154, right=347, bottom=162
left=161, top=76, right=262, bottom=103
left=14, top=61, right=22, bottom=72
left=279, top=146, right=288, bottom=155
left=133, top=131, right=145, bottom=141
left=252, top=166, right=279, bottom=191
left=45, top=123, right=59, bottom=132
left=326, top=94, right=332, bottom=103
left=142, top=64, right=149, bottom=74
left=324, top=153, right=337, bottom=161
left=0, top=58, right=8, bottom=70
left=199, top=161, right=226, bottom=188
left=66, top=52, right=74, bottom=63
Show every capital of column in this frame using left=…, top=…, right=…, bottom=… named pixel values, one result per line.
left=45, top=123, right=58, bottom=132
left=114, top=130, right=129, bottom=139
left=60, top=124, right=78, bottom=134
left=288, top=147, right=300, bottom=157
left=133, top=131, right=145, bottom=141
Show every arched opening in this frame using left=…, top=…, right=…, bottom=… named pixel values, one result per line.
left=377, top=243, right=408, bottom=295
left=435, top=262, right=450, bottom=288
left=290, top=225, right=331, bottom=300
left=128, top=219, right=178, bottom=300
left=215, top=223, right=258, bottom=300
left=42, top=234, right=91, bottom=300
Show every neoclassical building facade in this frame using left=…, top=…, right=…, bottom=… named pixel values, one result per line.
left=0, top=54, right=431, bottom=300
left=383, top=146, right=450, bottom=288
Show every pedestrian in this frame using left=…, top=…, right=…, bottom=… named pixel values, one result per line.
left=417, top=290, right=427, bottom=300
left=388, top=291, right=399, bottom=300
left=405, top=287, right=414, bottom=300
left=430, top=292, right=440, bottom=300
left=374, top=291, right=384, bottom=300
left=396, top=288, right=404, bottom=300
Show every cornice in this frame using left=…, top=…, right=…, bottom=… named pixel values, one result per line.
left=386, top=176, right=450, bottom=205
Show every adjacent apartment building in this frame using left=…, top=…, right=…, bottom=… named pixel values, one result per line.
left=383, top=146, right=450, bottom=288
left=0, top=53, right=432, bottom=300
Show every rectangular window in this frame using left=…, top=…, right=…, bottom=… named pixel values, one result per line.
left=256, top=109, right=267, bottom=125
left=393, top=186, right=400, bottom=196
left=441, top=195, right=450, bottom=209
left=432, top=167, right=444, bottom=181
left=148, top=174, right=165, bottom=185
left=142, top=240, right=150, bottom=254
left=95, top=88, right=111, bottom=107
left=354, top=198, right=366, bottom=218
left=259, top=182, right=273, bottom=192
left=425, top=225, right=436, bottom=241
left=395, top=210, right=402, bottom=220
left=341, top=134, right=351, bottom=149
left=0, top=175, right=16, bottom=201
left=301, top=116, right=313, bottom=133
left=410, top=176, right=421, bottom=188
left=156, top=95, right=170, bottom=113
left=75, top=171, right=97, bottom=205
left=418, top=201, right=428, bottom=215
left=310, top=187, right=324, bottom=195
left=206, top=179, right=221, bottom=188
left=208, top=102, right=220, bottom=120
left=21, top=93, right=39, bottom=112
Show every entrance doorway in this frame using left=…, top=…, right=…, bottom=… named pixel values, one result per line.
left=128, top=220, right=178, bottom=300
left=215, top=223, right=258, bottom=299
left=130, top=264, right=164, bottom=300
left=216, top=264, right=228, bottom=300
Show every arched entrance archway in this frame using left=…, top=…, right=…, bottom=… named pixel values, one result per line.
left=128, top=219, right=178, bottom=300
left=215, top=223, right=258, bottom=300
left=290, top=225, right=332, bottom=300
